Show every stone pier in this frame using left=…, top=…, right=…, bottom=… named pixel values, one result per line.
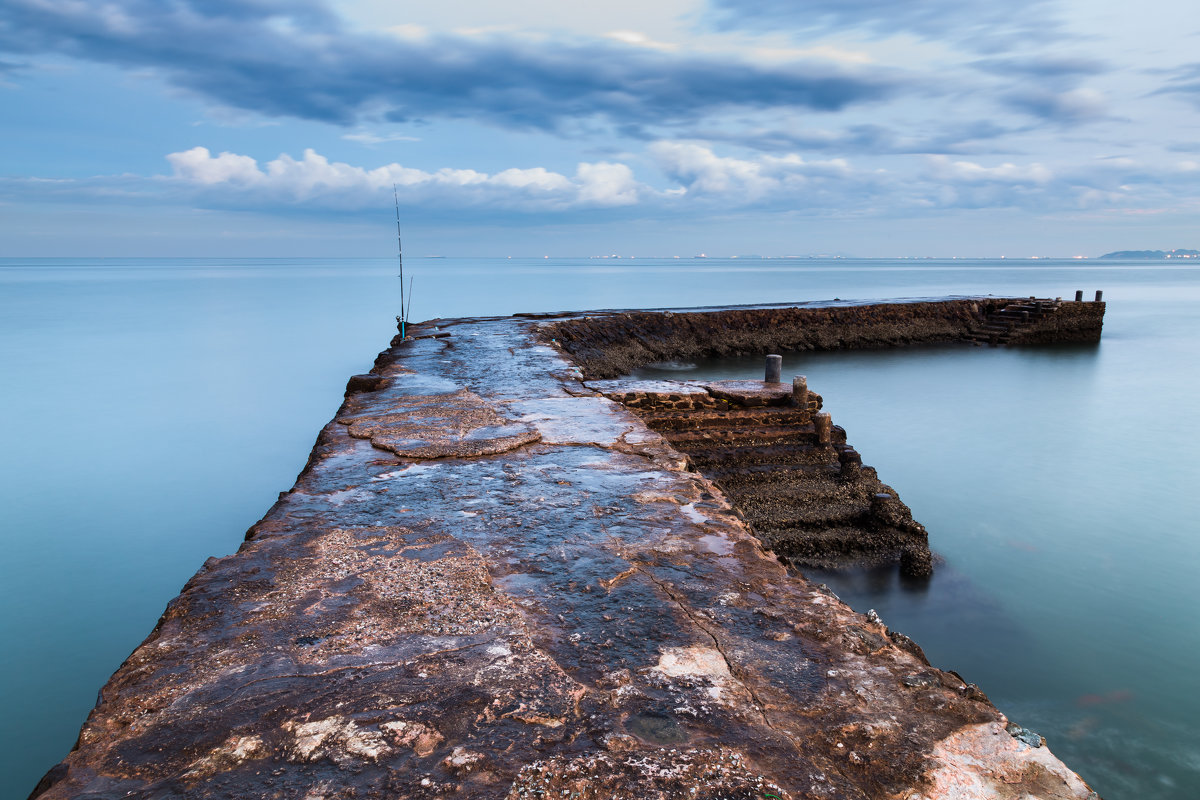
left=33, top=298, right=1102, bottom=799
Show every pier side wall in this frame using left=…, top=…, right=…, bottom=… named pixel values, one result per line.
left=543, top=298, right=1105, bottom=378
left=1009, top=300, right=1106, bottom=345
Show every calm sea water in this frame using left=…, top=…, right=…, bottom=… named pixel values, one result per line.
left=1, top=257, right=1197, bottom=798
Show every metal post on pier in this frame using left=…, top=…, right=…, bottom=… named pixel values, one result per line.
left=1095, top=290, right=1104, bottom=302
left=1075, top=290, right=1083, bottom=302
left=765, top=354, right=782, bottom=383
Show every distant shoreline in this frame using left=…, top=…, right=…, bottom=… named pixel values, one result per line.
left=1100, top=249, right=1200, bottom=259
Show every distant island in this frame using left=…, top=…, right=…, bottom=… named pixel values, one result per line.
left=1100, top=249, right=1200, bottom=259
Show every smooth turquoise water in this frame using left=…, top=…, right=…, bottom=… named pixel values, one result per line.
left=1, top=257, right=1196, bottom=798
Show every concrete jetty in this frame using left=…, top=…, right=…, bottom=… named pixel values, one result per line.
left=33, top=298, right=1104, bottom=799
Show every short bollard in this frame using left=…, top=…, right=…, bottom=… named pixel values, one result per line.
left=765, top=354, right=782, bottom=383
left=1021, top=310, right=1030, bottom=322
left=792, top=375, right=808, bottom=408
left=814, top=412, right=832, bottom=445
left=838, top=447, right=862, bottom=479
left=1075, top=290, right=1083, bottom=302
left=870, top=492, right=895, bottom=519
left=1095, top=290, right=1103, bottom=302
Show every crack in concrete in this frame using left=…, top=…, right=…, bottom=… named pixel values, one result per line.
left=632, top=564, right=781, bottom=737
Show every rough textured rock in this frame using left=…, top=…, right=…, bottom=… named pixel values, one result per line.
left=592, top=379, right=933, bottom=577
left=33, top=301, right=1100, bottom=799
left=542, top=298, right=1105, bottom=379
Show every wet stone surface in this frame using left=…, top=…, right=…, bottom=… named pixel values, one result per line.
left=35, top=306, right=1099, bottom=799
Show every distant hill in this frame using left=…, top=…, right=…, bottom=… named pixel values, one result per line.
left=1099, top=249, right=1200, bottom=259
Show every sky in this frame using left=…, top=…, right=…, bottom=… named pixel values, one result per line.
left=1, top=0, right=1198, bottom=257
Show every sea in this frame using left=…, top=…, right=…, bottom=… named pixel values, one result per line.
left=1, top=256, right=1197, bottom=799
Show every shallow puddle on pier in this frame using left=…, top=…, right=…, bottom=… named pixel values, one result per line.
left=698, top=533, right=735, bottom=555
left=678, top=502, right=709, bottom=525
left=626, top=712, right=689, bottom=745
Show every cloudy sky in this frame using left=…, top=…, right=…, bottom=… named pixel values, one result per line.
left=2, top=0, right=1198, bottom=256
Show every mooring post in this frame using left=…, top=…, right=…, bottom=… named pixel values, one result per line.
left=1095, top=290, right=1103, bottom=302
left=814, top=412, right=832, bottom=445
left=1075, top=290, right=1083, bottom=302
left=870, top=492, right=895, bottom=519
left=792, top=375, right=808, bottom=408
left=765, top=354, right=782, bottom=383
left=838, top=447, right=862, bottom=479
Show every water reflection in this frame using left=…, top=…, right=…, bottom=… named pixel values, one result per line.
left=797, top=561, right=1036, bottom=677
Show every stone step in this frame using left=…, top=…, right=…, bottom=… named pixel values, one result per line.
left=639, top=407, right=812, bottom=432
left=666, top=427, right=821, bottom=450
left=702, top=461, right=835, bottom=484
left=685, top=443, right=836, bottom=469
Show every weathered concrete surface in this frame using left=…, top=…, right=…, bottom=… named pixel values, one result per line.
left=34, top=306, right=1099, bottom=799
left=543, top=298, right=1105, bottom=379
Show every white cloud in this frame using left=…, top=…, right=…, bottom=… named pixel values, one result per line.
left=167, top=147, right=263, bottom=186
left=650, top=141, right=779, bottom=198
left=383, top=23, right=429, bottom=41
left=164, top=147, right=646, bottom=210
left=576, top=162, right=641, bottom=205
left=17, top=143, right=1189, bottom=225
left=926, top=155, right=1053, bottom=184
left=648, top=141, right=859, bottom=200
left=604, top=30, right=679, bottom=52
left=341, top=131, right=422, bottom=145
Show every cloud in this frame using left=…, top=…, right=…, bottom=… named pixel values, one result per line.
left=1003, top=87, right=1109, bottom=124
left=970, top=55, right=1109, bottom=82
left=341, top=131, right=422, bottom=145
left=706, top=0, right=1060, bottom=51
left=926, top=155, right=1053, bottom=185
left=687, top=119, right=1019, bottom=155
left=9, top=143, right=1196, bottom=225
left=1152, top=62, right=1200, bottom=109
left=0, top=0, right=900, bottom=132
left=164, top=146, right=644, bottom=210
left=169, top=148, right=263, bottom=185
left=648, top=141, right=874, bottom=208
left=919, top=154, right=1200, bottom=211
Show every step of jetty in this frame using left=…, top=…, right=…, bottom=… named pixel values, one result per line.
left=34, top=298, right=1101, bottom=800
left=589, top=378, right=934, bottom=578
left=966, top=298, right=1063, bottom=346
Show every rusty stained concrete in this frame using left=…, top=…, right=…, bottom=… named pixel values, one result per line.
left=34, top=312, right=1099, bottom=800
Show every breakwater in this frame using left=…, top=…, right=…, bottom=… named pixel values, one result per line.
left=541, top=296, right=1105, bottom=378
left=33, top=298, right=1103, bottom=799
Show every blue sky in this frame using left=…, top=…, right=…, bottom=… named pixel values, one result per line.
left=1, top=0, right=1198, bottom=257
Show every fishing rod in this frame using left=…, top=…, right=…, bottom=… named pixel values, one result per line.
left=393, top=184, right=411, bottom=338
